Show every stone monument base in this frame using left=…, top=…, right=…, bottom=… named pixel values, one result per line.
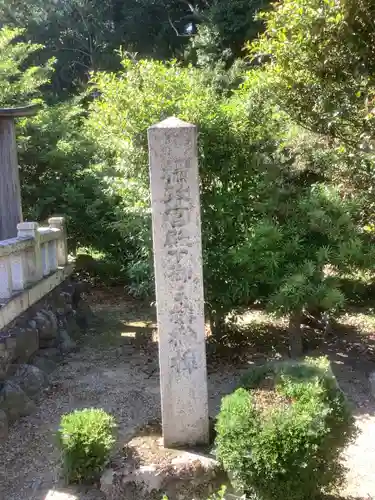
left=100, top=421, right=227, bottom=500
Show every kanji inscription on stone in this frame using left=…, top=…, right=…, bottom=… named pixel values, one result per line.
left=148, top=117, right=209, bottom=447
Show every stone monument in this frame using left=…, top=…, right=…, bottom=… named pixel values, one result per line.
left=148, top=117, right=209, bottom=447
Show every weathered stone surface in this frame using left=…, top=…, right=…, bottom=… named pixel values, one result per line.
left=43, top=310, right=59, bottom=333
left=12, top=364, right=48, bottom=397
left=15, top=326, right=39, bottom=362
left=0, top=408, right=8, bottom=441
left=0, top=380, right=36, bottom=422
left=0, top=337, right=16, bottom=381
left=101, top=447, right=223, bottom=500
left=30, top=354, right=57, bottom=375
left=58, top=329, right=77, bottom=354
left=55, top=292, right=73, bottom=316
left=65, top=313, right=81, bottom=339
left=35, top=311, right=57, bottom=342
left=36, top=347, right=63, bottom=362
left=75, top=301, right=94, bottom=330
left=369, top=372, right=375, bottom=399
left=148, top=117, right=209, bottom=447
left=0, top=277, right=92, bottom=427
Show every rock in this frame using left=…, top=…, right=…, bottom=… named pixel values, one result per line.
left=0, top=409, right=8, bottom=441
left=55, top=292, right=73, bottom=316
left=15, top=327, right=39, bottom=363
left=0, top=337, right=16, bottom=382
left=75, top=301, right=94, bottom=330
left=369, top=372, right=375, bottom=399
left=13, top=364, right=49, bottom=397
left=43, top=310, right=59, bottom=333
left=65, top=314, right=81, bottom=338
left=36, top=347, right=63, bottom=363
left=59, top=330, right=77, bottom=354
left=35, top=311, right=58, bottom=345
left=100, top=436, right=225, bottom=500
left=31, top=355, right=57, bottom=375
left=0, top=380, right=36, bottom=422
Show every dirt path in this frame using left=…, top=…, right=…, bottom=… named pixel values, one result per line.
left=1, top=294, right=375, bottom=500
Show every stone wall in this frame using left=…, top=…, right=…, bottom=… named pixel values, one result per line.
left=0, top=277, right=92, bottom=442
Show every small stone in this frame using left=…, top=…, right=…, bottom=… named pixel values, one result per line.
left=43, top=310, right=59, bottom=333
left=369, top=372, right=375, bottom=399
left=0, top=337, right=16, bottom=382
left=59, top=330, right=77, bottom=353
left=75, top=301, right=94, bottom=330
left=13, top=364, right=49, bottom=397
left=0, top=380, right=36, bottom=422
left=100, top=436, right=224, bottom=500
left=15, top=327, right=39, bottom=363
left=0, top=409, right=8, bottom=442
left=31, top=355, right=57, bottom=375
left=37, top=347, right=63, bottom=362
left=35, top=311, right=57, bottom=343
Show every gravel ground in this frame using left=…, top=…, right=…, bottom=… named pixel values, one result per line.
left=1, top=296, right=375, bottom=500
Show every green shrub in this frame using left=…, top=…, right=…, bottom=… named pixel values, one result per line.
left=215, top=357, right=356, bottom=500
left=86, top=57, right=287, bottom=312
left=57, top=408, right=116, bottom=483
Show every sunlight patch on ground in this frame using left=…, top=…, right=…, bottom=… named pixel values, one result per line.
left=45, top=491, right=78, bottom=500
left=338, top=310, right=375, bottom=336
left=121, top=331, right=136, bottom=338
left=125, top=320, right=155, bottom=328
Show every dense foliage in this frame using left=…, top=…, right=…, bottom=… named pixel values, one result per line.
left=252, top=0, right=375, bottom=148
left=251, top=0, right=375, bottom=230
left=85, top=57, right=288, bottom=323
left=0, top=26, right=53, bottom=106
left=0, top=0, right=268, bottom=95
left=1, top=0, right=375, bottom=353
left=57, top=408, right=116, bottom=483
left=215, top=357, right=357, bottom=499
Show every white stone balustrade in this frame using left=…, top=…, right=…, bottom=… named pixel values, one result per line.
left=0, top=217, right=68, bottom=303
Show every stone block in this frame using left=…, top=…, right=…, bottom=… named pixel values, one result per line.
left=43, top=309, right=59, bottom=333
left=12, top=363, right=49, bottom=397
left=36, top=310, right=58, bottom=348
left=369, top=372, right=375, bottom=399
left=36, top=347, right=63, bottom=362
left=100, top=443, right=223, bottom=500
left=58, top=330, right=77, bottom=354
left=30, top=355, right=57, bottom=375
left=15, top=326, right=39, bottom=362
left=0, top=336, right=16, bottom=381
left=0, top=380, right=36, bottom=422
left=0, top=409, right=8, bottom=442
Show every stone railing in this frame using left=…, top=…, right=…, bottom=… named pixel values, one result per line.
left=0, top=217, right=68, bottom=303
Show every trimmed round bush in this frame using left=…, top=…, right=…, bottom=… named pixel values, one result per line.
left=57, top=408, right=116, bottom=483
left=215, top=357, right=357, bottom=500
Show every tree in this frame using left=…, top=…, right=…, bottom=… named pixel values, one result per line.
left=232, top=179, right=369, bottom=356
left=0, top=0, right=124, bottom=95
left=0, top=26, right=53, bottom=106
left=188, top=0, right=270, bottom=67
left=85, top=57, right=286, bottom=312
left=0, top=0, right=271, bottom=96
left=0, top=0, right=205, bottom=95
left=251, top=0, right=375, bottom=150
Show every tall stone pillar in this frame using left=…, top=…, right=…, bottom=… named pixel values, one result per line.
left=148, top=117, right=209, bottom=448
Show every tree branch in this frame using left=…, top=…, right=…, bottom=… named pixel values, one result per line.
left=168, top=14, right=191, bottom=37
